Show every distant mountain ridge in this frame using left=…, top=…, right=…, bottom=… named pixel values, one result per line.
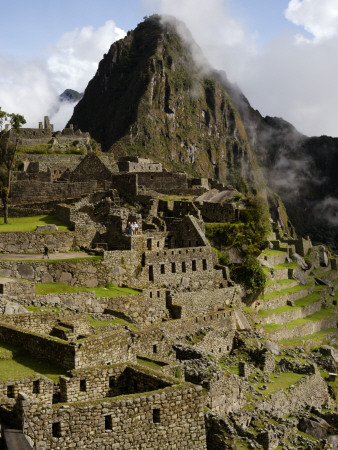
left=60, top=89, right=83, bottom=103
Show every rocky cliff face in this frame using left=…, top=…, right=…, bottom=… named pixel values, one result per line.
left=68, top=15, right=265, bottom=194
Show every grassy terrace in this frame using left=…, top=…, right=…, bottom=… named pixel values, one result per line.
left=35, top=282, right=141, bottom=297
left=0, top=341, right=67, bottom=382
left=264, top=308, right=336, bottom=333
left=0, top=215, right=70, bottom=232
left=273, top=262, right=299, bottom=270
left=258, top=286, right=326, bottom=318
left=265, top=279, right=296, bottom=287
left=279, top=328, right=338, bottom=347
left=260, top=249, right=287, bottom=257
left=260, top=282, right=313, bottom=301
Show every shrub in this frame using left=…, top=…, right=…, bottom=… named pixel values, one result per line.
left=230, top=256, right=266, bottom=292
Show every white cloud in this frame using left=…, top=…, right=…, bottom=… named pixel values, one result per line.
left=285, top=0, right=338, bottom=42
left=0, top=21, right=126, bottom=130
left=47, top=21, right=126, bottom=93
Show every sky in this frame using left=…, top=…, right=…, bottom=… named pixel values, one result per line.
left=0, top=0, right=338, bottom=137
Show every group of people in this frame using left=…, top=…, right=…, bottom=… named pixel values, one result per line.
left=126, top=221, right=139, bottom=236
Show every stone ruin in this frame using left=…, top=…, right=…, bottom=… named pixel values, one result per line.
left=0, top=152, right=337, bottom=449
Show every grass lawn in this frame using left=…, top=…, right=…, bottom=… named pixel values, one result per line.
left=0, top=341, right=67, bottom=382
left=35, top=282, right=141, bottom=297
left=136, top=356, right=167, bottom=370
left=265, top=308, right=336, bottom=334
left=85, top=314, right=138, bottom=330
left=0, top=215, right=70, bottom=232
left=256, top=372, right=304, bottom=395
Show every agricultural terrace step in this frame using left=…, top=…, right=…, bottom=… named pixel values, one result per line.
left=254, top=284, right=314, bottom=311
left=258, top=298, right=322, bottom=325
left=259, top=250, right=289, bottom=266
left=265, top=310, right=337, bottom=341
left=264, top=279, right=298, bottom=295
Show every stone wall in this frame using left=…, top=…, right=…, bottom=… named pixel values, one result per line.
left=194, top=330, right=236, bottom=359
left=20, top=382, right=207, bottom=449
left=141, top=245, right=222, bottom=289
left=69, top=154, right=113, bottom=188
left=118, top=157, right=162, bottom=172
left=169, top=287, right=241, bottom=319
left=267, top=316, right=337, bottom=341
left=59, top=364, right=171, bottom=403
left=259, top=299, right=322, bottom=325
left=110, top=173, right=138, bottom=198
left=0, top=231, right=75, bottom=253
left=135, top=328, right=176, bottom=362
left=257, top=370, right=331, bottom=417
left=158, top=309, right=237, bottom=340
left=0, top=258, right=131, bottom=287
left=137, top=172, right=188, bottom=191
left=74, top=329, right=136, bottom=369
left=0, top=279, right=35, bottom=297
left=0, top=322, right=75, bottom=369
left=255, top=286, right=314, bottom=311
left=11, top=181, right=97, bottom=204
left=0, top=376, right=53, bottom=405
left=0, top=313, right=57, bottom=334
left=199, top=202, right=238, bottom=223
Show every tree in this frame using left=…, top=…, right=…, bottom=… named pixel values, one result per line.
left=0, top=108, right=26, bottom=223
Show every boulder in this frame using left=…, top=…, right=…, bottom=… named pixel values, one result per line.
left=265, top=340, right=281, bottom=356
left=291, top=253, right=308, bottom=270
left=36, top=224, right=58, bottom=232
left=298, top=417, right=334, bottom=440
left=319, top=345, right=338, bottom=363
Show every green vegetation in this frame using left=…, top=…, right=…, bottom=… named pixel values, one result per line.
left=260, top=249, right=287, bottom=256
left=230, top=256, right=267, bottom=292
left=274, top=262, right=299, bottom=270
left=265, top=308, right=336, bottom=334
left=17, top=144, right=86, bottom=155
left=85, top=314, right=138, bottom=330
left=265, top=279, right=296, bottom=287
left=35, top=282, right=141, bottom=297
left=279, top=328, right=337, bottom=347
left=256, top=372, right=304, bottom=395
left=0, top=341, right=67, bottom=381
left=260, top=282, right=313, bottom=301
left=0, top=215, right=70, bottom=232
left=136, top=356, right=167, bottom=370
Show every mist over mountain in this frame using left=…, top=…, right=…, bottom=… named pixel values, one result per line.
left=69, top=14, right=338, bottom=251
left=60, top=89, right=83, bottom=103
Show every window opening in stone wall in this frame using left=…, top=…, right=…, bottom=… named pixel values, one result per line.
left=52, top=422, right=62, bottom=438
left=147, top=238, right=152, bottom=251
left=109, top=376, right=115, bottom=391
left=153, top=408, right=161, bottom=423
left=157, top=241, right=160, bottom=247
left=219, top=348, right=222, bottom=353
left=161, top=264, right=165, bottom=274
left=153, top=344, right=157, bottom=354
left=182, top=261, right=186, bottom=273
left=80, top=379, right=87, bottom=392
left=105, top=415, right=113, bottom=430
left=150, top=291, right=153, bottom=298
left=192, top=260, right=197, bottom=271
left=202, top=259, right=207, bottom=270
left=0, top=285, right=3, bottom=294
left=32, top=379, right=40, bottom=394
left=171, top=262, right=176, bottom=273
left=7, top=385, right=14, bottom=398
left=157, top=290, right=160, bottom=298
left=149, top=265, right=154, bottom=282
